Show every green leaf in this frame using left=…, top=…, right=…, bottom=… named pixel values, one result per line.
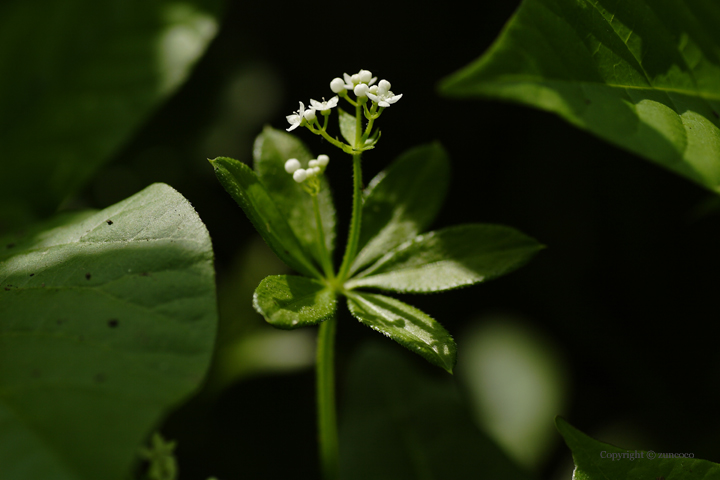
left=440, top=0, right=720, bottom=193
left=556, top=417, right=720, bottom=480
left=210, top=156, right=321, bottom=278
left=253, top=275, right=336, bottom=329
left=350, top=143, right=451, bottom=275
left=253, top=126, right=336, bottom=266
left=338, top=108, right=356, bottom=145
left=339, top=342, right=532, bottom=480
left=348, top=224, right=543, bottom=293
left=0, top=0, right=222, bottom=226
left=0, top=183, right=217, bottom=480
left=345, top=291, right=456, bottom=373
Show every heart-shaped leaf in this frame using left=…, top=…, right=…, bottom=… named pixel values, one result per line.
left=0, top=183, right=217, bottom=480
left=210, top=156, right=321, bottom=278
left=345, top=291, right=456, bottom=373
left=253, top=275, right=336, bottom=329
left=350, top=143, right=451, bottom=275
left=557, top=417, right=720, bottom=480
left=253, top=127, right=336, bottom=266
left=0, top=0, right=221, bottom=226
left=440, top=0, right=720, bottom=193
left=348, top=224, right=543, bottom=293
left=340, top=342, right=532, bottom=480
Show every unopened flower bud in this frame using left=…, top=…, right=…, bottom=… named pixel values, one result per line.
left=309, top=159, right=319, bottom=168
left=330, top=77, right=346, bottom=93
left=303, top=108, right=316, bottom=121
left=317, top=154, right=329, bottom=167
left=293, top=169, right=308, bottom=183
left=378, top=79, right=391, bottom=93
left=354, top=84, right=369, bottom=97
left=311, top=167, right=321, bottom=176
left=285, top=158, right=301, bottom=174
left=358, top=70, right=373, bottom=83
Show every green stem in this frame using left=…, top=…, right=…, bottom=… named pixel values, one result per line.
left=337, top=153, right=362, bottom=281
left=316, top=315, right=338, bottom=480
left=312, top=194, right=334, bottom=279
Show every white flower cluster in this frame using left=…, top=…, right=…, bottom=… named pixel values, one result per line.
left=285, top=155, right=330, bottom=183
left=286, top=69, right=402, bottom=133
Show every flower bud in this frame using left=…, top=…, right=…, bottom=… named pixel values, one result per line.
left=311, top=167, right=321, bottom=176
left=330, top=77, right=345, bottom=93
left=309, top=159, right=319, bottom=168
left=358, top=70, right=372, bottom=83
left=303, top=108, right=316, bottom=121
left=293, top=169, right=308, bottom=183
left=316, top=154, right=329, bottom=167
left=378, top=79, right=391, bottom=93
left=285, top=158, right=301, bottom=174
left=354, top=84, right=369, bottom=97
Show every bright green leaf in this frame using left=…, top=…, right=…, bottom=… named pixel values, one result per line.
left=210, top=156, right=321, bottom=278
left=253, top=126, right=336, bottom=266
left=339, top=342, right=532, bottom=480
left=348, top=224, right=543, bottom=293
left=0, top=183, right=217, bottom=480
left=253, top=275, right=336, bottom=329
left=350, top=143, right=451, bottom=275
left=556, top=417, right=720, bottom=480
left=345, top=291, right=456, bottom=373
left=0, top=0, right=222, bottom=226
left=440, top=0, right=720, bottom=193
left=338, top=108, right=356, bottom=145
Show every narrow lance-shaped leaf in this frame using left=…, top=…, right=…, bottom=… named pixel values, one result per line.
left=340, top=343, right=533, bottom=480
left=0, top=183, right=217, bottom=480
left=440, top=0, right=720, bottom=193
left=556, top=417, right=720, bottom=480
left=253, top=127, right=336, bottom=265
left=347, top=224, right=543, bottom=293
left=350, top=143, right=451, bottom=275
left=210, top=156, right=321, bottom=278
left=253, top=275, right=336, bottom=329
left=345, top=291, right=456, bottom=373
left=0, top=0, right=221, bottom=226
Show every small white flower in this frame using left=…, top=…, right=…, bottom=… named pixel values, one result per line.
left=316, top=154, right=329, bottom=167
left=310, top=96, right=339, bottom=111
left=303, top=108, right=316, bottom=122
left=286, top=102, right=307, bottom=131
left=367, top=79, right=402, bottom=107
left=354, top=84, right=369, bottom=97
left=330, top=77, right=346, bottom=93
left=285, top=158, right=301, bottom=174
left=293, top=169, right=308, bottom=183
left=342, top=69, right=377, bottom=90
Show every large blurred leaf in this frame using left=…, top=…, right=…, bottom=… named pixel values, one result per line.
left=253, top=126, right=336, bottom=265
left=345, top=291, right=456, bottom=373
left=441, top=0, right=720, bottom=193
left=557, top=417, right=720, bottom=479
left=0, top=0, right=222, bottom=227
left=348, top=224, right=543, bottom=293
left=0, top=183, right=217, bottom=480
left=210, top=156, right=321, bottom=278
left=339, top=342, right=532, bottom=480
left=253, top=274, right=336, bottom=329
left=350, top=143, right=450, bottom=275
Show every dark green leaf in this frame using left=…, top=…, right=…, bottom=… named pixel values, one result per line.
left=345, top=291, right=456, bottom=372
left=0, top=183, right=217, bottom=480
left=253, top=275, right=336, bottom=329
left=253, top=127, right=336, bottom=265
left=0, top=0, right=222, bottom=226
left=339, top=342, right=532, bottom=480
left=338, top=108, right=356, bottom=145
left=556, top=417, right=720, bottom=480
left=440, top=0, right=720, bottom=193
left=350, top=143, right=451, bottom=275
left=348, top=224, right=543, bottom=293
left=210, top=156, right=321, bottom=278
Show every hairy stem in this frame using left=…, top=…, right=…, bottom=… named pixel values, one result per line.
left=316, top=315, right=338, bottom=480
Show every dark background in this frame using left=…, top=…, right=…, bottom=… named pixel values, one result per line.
left=79, top=0, right=720, bottom=478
